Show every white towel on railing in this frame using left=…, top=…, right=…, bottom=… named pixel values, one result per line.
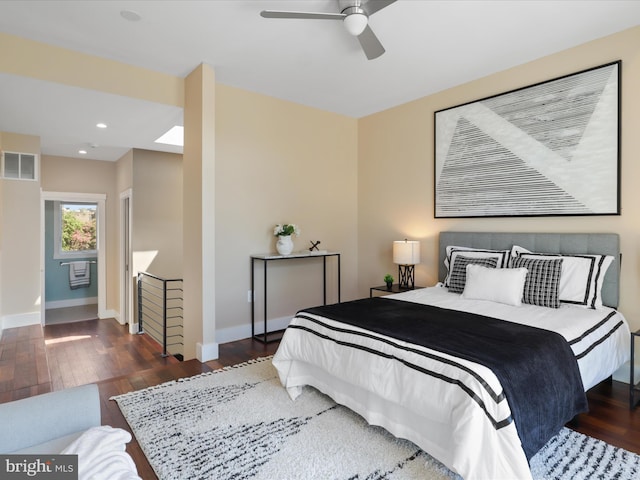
left=69, top=261, right=91, bottom=289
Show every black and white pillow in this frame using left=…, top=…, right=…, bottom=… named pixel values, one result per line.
left=448, top=255, right=499, bottom=294
left=444, top=246, right=510, bottom=288
left=511, top=245, right=614, bottom=309
left=511, top=257, right=563, bottom=308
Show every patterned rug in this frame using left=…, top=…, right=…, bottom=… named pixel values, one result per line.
left=111, top=357, right=640, bottom=480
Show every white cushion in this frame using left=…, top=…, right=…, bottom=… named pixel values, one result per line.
left=462, top=264, right=528, bottom=306
left=511, top=245, right=614, bottom=309
left=444, top=246, right=510, bottom=287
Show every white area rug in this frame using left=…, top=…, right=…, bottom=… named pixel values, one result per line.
left=112, top=357, right=640, bottom=480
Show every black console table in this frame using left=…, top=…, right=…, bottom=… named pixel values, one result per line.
left=250, top=251, right=341, bottom=343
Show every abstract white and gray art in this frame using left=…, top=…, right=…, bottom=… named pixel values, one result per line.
left=435, top=61, right=620, bottom=218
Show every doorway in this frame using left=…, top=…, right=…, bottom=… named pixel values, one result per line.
left=41, top=192, right=106, bottom=326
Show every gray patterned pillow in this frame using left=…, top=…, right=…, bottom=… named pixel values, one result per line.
left=448, top=255, right=499, bottom=294
left=512, top=257, right=563, bottom=308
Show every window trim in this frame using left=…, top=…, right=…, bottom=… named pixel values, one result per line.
left=53, top=201, right=98, bottom=260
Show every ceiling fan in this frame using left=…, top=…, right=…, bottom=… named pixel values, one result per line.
left=260, top=0, right=397, bottom=60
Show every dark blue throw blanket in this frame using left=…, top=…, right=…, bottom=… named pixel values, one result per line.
left=300, top=297, right=588, bottom=460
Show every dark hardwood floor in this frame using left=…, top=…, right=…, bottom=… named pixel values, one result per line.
left=0, top=318, right=278, bottom=479
left=1, top=317, right=638, bottom=479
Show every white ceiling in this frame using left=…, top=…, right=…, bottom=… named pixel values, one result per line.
left=0, top=0, right=638, bottom=161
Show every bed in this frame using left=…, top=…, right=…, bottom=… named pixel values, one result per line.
left=272, top=232, right=631, bottom=480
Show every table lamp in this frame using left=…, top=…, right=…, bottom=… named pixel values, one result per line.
left=393, top=239, right=420, bottom=289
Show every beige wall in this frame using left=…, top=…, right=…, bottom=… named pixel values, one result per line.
left=0, top=32, right=183, bottom=333
left=0, top=132, right=41, bottom=326
left=39, top=150, right=183, bottom=326
left=40, top=155, right=119, bottom=313
left=0, top=32, right=183, bottom=108
left=215, top=84, right=358, bottom=341
left=131, top=149, right=183, bottom=279
left=116, top=149, right=133, bottom=195
left=2, top=25, right=638, bottom=349
left=358, top=26, right=640, bottom=329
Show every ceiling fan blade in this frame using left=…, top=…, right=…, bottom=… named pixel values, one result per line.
left=357, top=25, right=385, bottom=60
left=260, top=10, right=345, bottom=20
left=364, top=0, right=397, bottom=16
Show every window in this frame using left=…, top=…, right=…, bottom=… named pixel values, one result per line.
left=2, top=151, right=37, bottom=180
left=54, top=202, right=98, bottom=259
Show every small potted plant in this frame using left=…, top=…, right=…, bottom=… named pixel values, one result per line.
left=383, top=274, right=394, bottom=290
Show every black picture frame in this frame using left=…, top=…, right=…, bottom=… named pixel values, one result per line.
left=434, top=61, right=621, bottom=218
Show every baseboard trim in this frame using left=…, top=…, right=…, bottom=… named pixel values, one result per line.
left=197, top=341, right=219, bottom=362
left=2, top=311, right=41, bottom=330
left=100, top=309, right=120, bottom=322
left=215, top=316, right=291, bottom=345
left=45, top=297, right=98, bottom=309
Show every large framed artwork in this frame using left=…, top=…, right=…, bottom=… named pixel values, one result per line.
left=434, top=61, right=621, bottom=218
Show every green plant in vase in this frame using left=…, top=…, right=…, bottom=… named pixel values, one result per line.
left=383, top=274, right=394, bottom=290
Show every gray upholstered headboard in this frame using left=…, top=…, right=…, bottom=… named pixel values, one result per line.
left=438, top=232, right=621, bottom=308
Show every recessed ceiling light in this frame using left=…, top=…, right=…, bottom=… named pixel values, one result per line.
left=79, top=150, right=87, bottom=155
left=155, top=125, right=184, bottom=147
left=120, top=10, right=141, bottom=22
left=96, top=123, right=107, bottom=129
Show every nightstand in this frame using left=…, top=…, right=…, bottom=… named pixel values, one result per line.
left=631, top=330, right=640, bottom=408
left=370, top=284, right=424, bottom=298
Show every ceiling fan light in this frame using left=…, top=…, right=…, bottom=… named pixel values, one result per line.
left=343, top=13, right=367, bottom=36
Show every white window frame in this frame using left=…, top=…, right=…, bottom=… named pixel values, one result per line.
left=1, top=150, right=39, bottom=181
left=53, top=200, right=98, bottom=260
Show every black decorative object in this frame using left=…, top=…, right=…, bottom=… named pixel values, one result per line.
left=397, top=265, right=415, bottom=289
left=309, top=240, right=321, bottom=252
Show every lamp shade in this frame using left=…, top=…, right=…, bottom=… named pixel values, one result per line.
left=343, top=12, right=368, bottom=36
left=393, top=240, right=420, bottom=265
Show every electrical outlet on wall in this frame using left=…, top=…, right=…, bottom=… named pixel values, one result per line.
left=247, top=290, right=253, bottom=303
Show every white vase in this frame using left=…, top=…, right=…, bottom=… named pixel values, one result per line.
left=276, top=235, right=293, bottom=255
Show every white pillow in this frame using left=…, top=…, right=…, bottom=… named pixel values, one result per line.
left=511, top=245, right=614, bottom=309
left=462, top=264, right=528, bottom=306
left=444, top=246, right=510, bottom=287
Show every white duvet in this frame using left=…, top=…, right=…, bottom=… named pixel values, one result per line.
left=272, top=285, right=630, bottom=480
